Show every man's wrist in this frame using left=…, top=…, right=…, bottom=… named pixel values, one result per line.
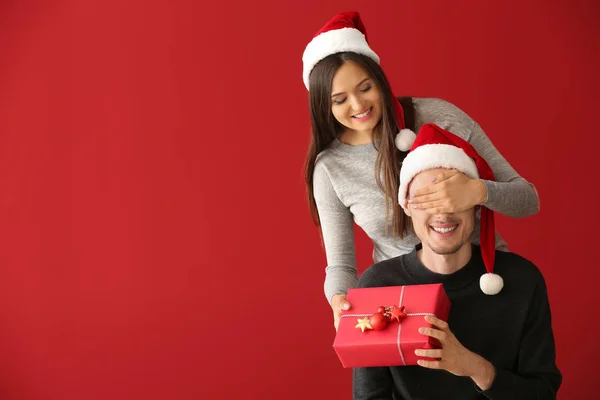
left=469, top=353, right=496, bottom=391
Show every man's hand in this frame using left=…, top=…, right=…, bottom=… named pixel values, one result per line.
left=415, top=315, right=496, bottom=391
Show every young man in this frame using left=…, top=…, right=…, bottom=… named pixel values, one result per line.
left=353, top=124, right=561, bottom=399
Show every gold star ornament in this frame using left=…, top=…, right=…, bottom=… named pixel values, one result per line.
left=355, top=316, right=373, bottom=332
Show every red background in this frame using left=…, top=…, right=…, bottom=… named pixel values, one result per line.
left=0, top=0, right=598, bottom=399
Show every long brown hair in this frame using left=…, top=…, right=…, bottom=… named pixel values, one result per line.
left=303, top=52, right=416, bottom=237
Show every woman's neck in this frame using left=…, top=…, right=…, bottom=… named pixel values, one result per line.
left=338, top=129, right=373, bottom=145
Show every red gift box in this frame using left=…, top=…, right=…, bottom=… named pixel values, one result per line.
left=333, top=283, right=451, bottom=368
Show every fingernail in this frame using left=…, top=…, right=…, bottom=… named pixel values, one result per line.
left=417, top=360, right=424, bottom=366
left=342, top=303, right=350, bottom=310
left=407, top=199, right=413, bottom=204
left=431, top=177, right=437, bottom=182
left=414, top=349, right=421, bottom=355
left=412, top=205, right=418, bottom=209
left=418, top=327, right=425, bottom=333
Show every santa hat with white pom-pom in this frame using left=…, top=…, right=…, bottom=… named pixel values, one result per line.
left=396, top=123, right=503, bottom=295
left=302, top=11, right=409, bottom=137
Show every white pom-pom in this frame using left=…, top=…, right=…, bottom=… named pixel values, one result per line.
left=395, top=129, right=416, bottom=151
left=480, top=273, right=504, bottom=295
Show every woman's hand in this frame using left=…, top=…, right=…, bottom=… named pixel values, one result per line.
left=407, top=170, right=487, bottom=214
left=331, top=294, right=352, bottom=331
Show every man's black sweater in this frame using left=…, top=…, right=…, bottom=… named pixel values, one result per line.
left=353, top=245, right=561, bottom=400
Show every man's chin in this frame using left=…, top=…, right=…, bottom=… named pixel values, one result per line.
left=428, top=242, right=465, bottom=256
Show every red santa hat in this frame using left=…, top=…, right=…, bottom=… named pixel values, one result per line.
left=302, top=11, right=409, bottom=134
left=397, top=123, right=503, bottom=295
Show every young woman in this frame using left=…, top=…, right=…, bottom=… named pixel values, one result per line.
left=302, top=12, right=539, bottom=329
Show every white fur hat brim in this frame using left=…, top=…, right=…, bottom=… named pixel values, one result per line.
left=302, top=28, right=380, bottom=90
left=398, top=144, right=479, bottom=208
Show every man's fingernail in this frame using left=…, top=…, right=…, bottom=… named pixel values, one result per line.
left=342, top=303, right=350, bottom=310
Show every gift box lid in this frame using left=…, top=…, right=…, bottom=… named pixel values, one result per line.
left=332, top=283, right=451, bottom=367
